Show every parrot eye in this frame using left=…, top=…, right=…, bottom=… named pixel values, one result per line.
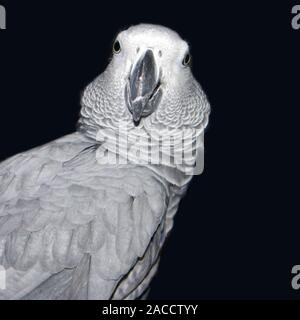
left=182, top=53, right=191, bottom=67
left=113, top=40, right=121, bottom=54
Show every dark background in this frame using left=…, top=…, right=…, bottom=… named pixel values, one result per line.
left=0, top=1, right=299, bottom=299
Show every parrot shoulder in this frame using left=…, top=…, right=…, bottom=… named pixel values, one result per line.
left=0, top=132, right=170, bottom=299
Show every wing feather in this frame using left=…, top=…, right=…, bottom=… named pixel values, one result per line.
left=0, top=132, right=169, bottom=299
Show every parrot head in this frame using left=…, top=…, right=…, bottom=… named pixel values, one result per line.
left=79, top=24, right=210, bottom=135
left=78, top=24, right=210, bottom=176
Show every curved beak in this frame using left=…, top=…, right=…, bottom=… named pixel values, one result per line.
left=125, top=49, right=162, bottom=126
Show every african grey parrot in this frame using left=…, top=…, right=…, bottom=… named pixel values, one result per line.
left=0, top=24, right=210, bottom=300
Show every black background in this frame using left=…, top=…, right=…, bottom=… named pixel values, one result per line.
left=0, top=1, right=299, bottom=300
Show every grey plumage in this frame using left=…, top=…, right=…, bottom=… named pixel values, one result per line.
left=0, top=24, right=210, bottom=299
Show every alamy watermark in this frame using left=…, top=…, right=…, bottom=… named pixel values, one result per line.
left=95, top=125, right=205, bottom=176
left=0, top=265, right=6, bottom=290
left=0, top=5, right=6, bottom=30
left=1, top=5, right=300, bottom=31
left=291, top=5, right=300, bottom=30
left=291, top=265, right=300, bottom=290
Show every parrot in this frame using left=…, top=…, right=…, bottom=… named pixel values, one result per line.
left=0, top=24, right=210, bottom=300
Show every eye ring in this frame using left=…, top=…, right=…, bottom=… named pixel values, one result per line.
left=113, top=40, right=121, bottom=54
left=182, top=53, right=191, bottom=67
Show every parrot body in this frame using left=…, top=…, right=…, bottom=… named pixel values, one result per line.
left=0, top=24, right=210, bottom=299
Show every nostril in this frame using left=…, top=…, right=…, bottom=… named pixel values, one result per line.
left=158, top=50, right=162, bottom=57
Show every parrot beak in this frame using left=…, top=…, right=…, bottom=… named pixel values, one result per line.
left=125, top=49, right=162, bottom=126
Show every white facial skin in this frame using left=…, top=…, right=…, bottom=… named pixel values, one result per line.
left=79, top=24, right=210, bottom=137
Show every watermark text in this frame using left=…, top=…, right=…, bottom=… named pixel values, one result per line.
left=0, top=5, right=6, bottom=30
left=291, top=5, right=300, bottom=30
